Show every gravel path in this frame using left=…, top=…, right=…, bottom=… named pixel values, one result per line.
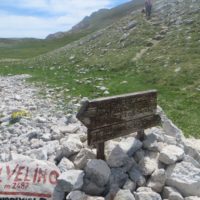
left=0, top=74, right=84, bottom=162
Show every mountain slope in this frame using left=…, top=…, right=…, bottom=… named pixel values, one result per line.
left=0, top=0, right=200, bottom=137
left=47, top=0, right=145, bottom=39
left=0, top=0, right=144, bottom=60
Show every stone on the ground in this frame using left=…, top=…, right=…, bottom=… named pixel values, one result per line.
left=183, top=155, right=200, bottom=168
left=183, top=138, right=200, bottom=164
left=107, top=145, right=129, bottom=168
left=109, top=168, right=128, bottom=188
left=164, top=135, right=177, bottom=145
left=53, top=186, right=66, bottom=200
left=58, top=157, right=75, bottom=172
left=162, top=186, right=184, bottom=200
left=123, top=179, right=136, bottom=192
left=57, top=170, right=84, bottom=192
left=44, top=140, right=61, bottom=156
left=119, top=137, right=142, bottom=156
left=105, top=141, right=119, bottom=157
left=147, top=169, right=166, bottom=193
left=143, top=128, right=164, bottom=151
left=185, top=197, right=200, bottom=200
left=161, top=116, right=184, bottom=143
left=36, top=116, right=47, bottom=123
left=159, top=145, right=184, bottom=165
left=129, top=166, right=146, bottom=187
left=123, top=20, right=137, bottom=30
left=59, top=124, right=79, bottom=134
left=138, top=156, right=158, bottom=176
left=66, top=191, right=86, bottom=200
left=28, top=147, right=48, bottom=160
left=74, top=148, right=96, bottom=169
left=82, top=178, right=105, bottom=196
left=56, top=138, right=83, bottom=160
left=87, top=196, right=105, bottom=200
left=85, top=159, right=111, bottom=187
left=67, top=190, right=105, bottom=200
left=134, top=149, right=145, bottom=163
left=166, top=161, right=200, bottom=196
left=114, top=189, right=135, bottom=200
left=134, top=187, right=162, bottom=200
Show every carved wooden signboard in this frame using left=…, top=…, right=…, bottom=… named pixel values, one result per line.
left=77, top=90, right=160, bottom=159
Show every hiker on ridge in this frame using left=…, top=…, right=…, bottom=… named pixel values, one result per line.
left=145, top=0, right=153, bottom=18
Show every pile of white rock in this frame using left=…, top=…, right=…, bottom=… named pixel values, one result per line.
left=54, top=108, right=200, bottom=200
left=1, top=75, right=200, bottom=200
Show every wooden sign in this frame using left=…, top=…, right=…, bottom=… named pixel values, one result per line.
left=77, top=90, right=160, bottom=159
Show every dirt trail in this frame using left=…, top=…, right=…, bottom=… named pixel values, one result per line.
left=132, top=38, right=159, bottom=62
left=132, top=17, right=168, bottom=62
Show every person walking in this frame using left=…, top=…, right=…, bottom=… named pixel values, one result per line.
left=145, top=0, right=153, bottom=19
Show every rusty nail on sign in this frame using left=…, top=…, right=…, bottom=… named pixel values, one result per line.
left=76, top=90, right=161, bottom=160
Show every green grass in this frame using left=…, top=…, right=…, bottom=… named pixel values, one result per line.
left=0, top=29, right=96, bottom=59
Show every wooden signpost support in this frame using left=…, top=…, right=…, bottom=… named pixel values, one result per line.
left=77, top=90, right=160, bottom=160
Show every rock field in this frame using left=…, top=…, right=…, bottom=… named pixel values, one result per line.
left=0, top=75, right=200, bottom=200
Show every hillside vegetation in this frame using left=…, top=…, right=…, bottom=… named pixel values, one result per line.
left=0, top=0, right=199, bottom=137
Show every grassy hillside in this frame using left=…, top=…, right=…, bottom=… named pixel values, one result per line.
left=0, top=0, right=199, bottom=137
left=0, top=29, right=95, bottom=59
left=0, top=0, right=144, bottom=60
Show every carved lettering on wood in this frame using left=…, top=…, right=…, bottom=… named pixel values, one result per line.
left=77, top=90, right=160, bottom=146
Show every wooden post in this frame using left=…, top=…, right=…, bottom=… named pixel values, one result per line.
left=137, top=129, right=145, bottom=141
left=96, top=142, right=105, bottom=160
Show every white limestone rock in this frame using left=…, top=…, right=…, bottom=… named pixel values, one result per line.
left=87, top=196, right=105, bottom=200
left=28, top=147, right=48, bottom=160
left=66, top=191, right=87, bottom=200
left=57, top=170, right=84, bottom=192
left=138, top=156, right=158, bottom=176
left=74, top=148, right=96, bottom=169
left=58, top=157, right=75, bottom=172
left=183, top=138, right=200, bottom=164
left=59, top=124, right=79, bottom=134
left=183, top=155, right=200, bottom=168
left=166, top=161, right=200, bottom=197
left=162, top=186, right=184, bottom=200
left=119, top=137, right=142, bottom=156
left=67, top=191, right=105, bottom=200
left=147, top=169, right=166, bottom=193
left=159, top=145, right=184, bottom=165
left=44, top=140, right=60, bottom=156
left=134, top=187, right=162, bottom=200
left=114, top=189, right=135, bottom=200
left=57, top=138, right=83, bottom=159
left=143, top=128, right=165, bottom=151
left=36, top=116, right=47, bottom=123
left=185, top=197, right=200, bottom=200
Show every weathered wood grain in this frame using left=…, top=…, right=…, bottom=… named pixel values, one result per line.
left=88, top=114, right=160, bottom=145
left=77, top=90, right=160, bottom=146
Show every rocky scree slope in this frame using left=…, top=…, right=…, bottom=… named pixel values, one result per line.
left=1, top=75, right=200, bottom=200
